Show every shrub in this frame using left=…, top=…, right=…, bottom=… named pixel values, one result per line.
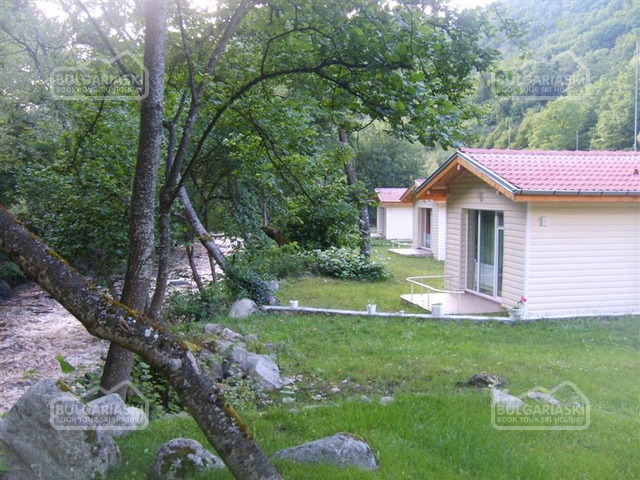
left=305, top=247, right=389, bottom=281
left=165, top=283, right=229, bottom=323
left=225, top=266, right=273, bottom=305
left=231, top=243, right=311, bottom=280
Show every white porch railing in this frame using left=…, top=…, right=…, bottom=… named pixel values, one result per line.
left=405, top=276, right=465, bottom=312
left=390, top=239, right=412, bottom=249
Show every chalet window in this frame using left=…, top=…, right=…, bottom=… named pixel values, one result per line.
left=422, top=208, right=432, bottom=249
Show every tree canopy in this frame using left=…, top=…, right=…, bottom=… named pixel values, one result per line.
left=469, top=0, right=639, bottom=150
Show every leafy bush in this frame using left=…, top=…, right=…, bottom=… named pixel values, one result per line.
left=165, top=283, right=230, bottom=323
left=230, top=243, right=312, bottom=280
left=225, top=266, right=274, bottom=305
left=130, top=356, right=182, bottom=418
left=0, top=256, right=24, bottom=284
left=305, top=247, right=389, bottom=281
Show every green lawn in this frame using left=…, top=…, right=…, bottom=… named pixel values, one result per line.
left=110, top=245, right=640, bottom=479
left=276, top=241, right=444, bottom=313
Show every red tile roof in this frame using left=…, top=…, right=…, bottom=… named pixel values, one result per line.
left=458, top=148, right=640, bottom=194
left=376, top=187, right=408, bottom=203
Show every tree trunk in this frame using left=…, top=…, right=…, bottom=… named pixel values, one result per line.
left=339, top=129, right=371, bottom=258
left=179, top=186, right=231, bottom=272
left=186, top=244, right=205, bottom=291
left=0, top=207, right=282, bottom=480
left=100, top=0, right=167, bottom=397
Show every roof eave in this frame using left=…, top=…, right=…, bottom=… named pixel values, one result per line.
left=513, top=189, right=640, bottom=202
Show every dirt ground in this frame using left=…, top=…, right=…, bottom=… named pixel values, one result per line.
left=0, top=242, right=225, bottom=414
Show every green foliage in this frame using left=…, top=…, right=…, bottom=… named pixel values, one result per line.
left=130, top=357, right=182, bottom=418
left=55, top=355, right=76, bottom=374
left=470, top=0, right=640, bottom=150
left=230, top=244, right=311, bottom=280
left=353, top=122, right=437, bottom=191
left=165, top=284, right=230, bottom=324
left=304, top=247, right=389, bottom=281
left=225, top=266, right=274, bottom=305
left=0, top=255, right=24, bottom=283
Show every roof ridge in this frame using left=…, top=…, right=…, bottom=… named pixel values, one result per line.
left=460, top=148, right=640, bottom=156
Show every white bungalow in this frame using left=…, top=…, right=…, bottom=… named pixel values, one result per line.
left=400, top=179, right=447, bottom=261
left=407, top=148, right=640, bottom=319
left=374, top=188, right=413, bottom=240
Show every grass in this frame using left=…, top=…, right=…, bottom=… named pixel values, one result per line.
left=276, top=240, right=443, bottom=313
left=109, top=244, right=640, bottom=479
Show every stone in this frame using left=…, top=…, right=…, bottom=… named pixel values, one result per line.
left=203, top=323, right=245, bottom=343
left=491, top=388, right=525, bottom=408
left=243, top=333, right=259, bottom=344
left=228, top=298, right=258, bottom=318
left=86, top=393, right=148, bottom=437
left=379, top=396, right=395, bottom=406
left=244, top=353, right=283, bottom=391
left=0, top=280, right=11, bottom=300
left=203, top=323, right=225, bottom=336
left=457, top=372, right=508, bottom=389
left=526, top=390, right=561, bottom=405
left=273, top=433, right=378, bottom=471
left=150, top=438, right=223, bottom=480
left=0, top=379, right=121, bottom=480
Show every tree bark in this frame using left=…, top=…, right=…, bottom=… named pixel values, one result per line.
left=186, top=244, right=205, bottom=291
left=150, top=0, right=252, bottom=313
left=339, top=129, right=371, bottom=258
left=179, top=186, right=231, bottom=272
left=100, top=0, right=167, bottom=397
left=0, top=207, right=282, bottom=480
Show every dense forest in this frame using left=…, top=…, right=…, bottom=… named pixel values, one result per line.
left=468, top=0, right=639, bottom=151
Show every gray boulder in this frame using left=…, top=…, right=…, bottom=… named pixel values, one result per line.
left=150, top=438, right=223, bottom=480
left=526, top=390, right=561, bottom=405
left=273, top=433, right=378, bottom=471
left=203, top=323, right=245, bottom=342
left=245, top=353, right=283, bottom=391
left=379, top=396, right=395, bottom=406
left=85, top=393, right=148, bottom=437
left=0, top=379, right=121, bottom=480
left=491, top=388, right=525, bottom=408
left=228, top=298, right=258, bottom=318
left=0, top=280, right=11, bottom=300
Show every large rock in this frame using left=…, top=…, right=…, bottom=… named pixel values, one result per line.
left=150, top=438, right=223, bottom=480
left=203, top=323, right=244, bottom=342
left=491, top=388, right=525, bottom=408
left=244, top=353, right=283, bottom=391
left=228, top=298, right=258, bottom=318
left=273, top=433, right=378, bottom=471
left=0, top=379, right=121, bottom=480
left=85, top=393, right=148, bottom=437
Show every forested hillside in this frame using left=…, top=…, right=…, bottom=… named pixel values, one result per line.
left=469, top=0, right=639, bottom=150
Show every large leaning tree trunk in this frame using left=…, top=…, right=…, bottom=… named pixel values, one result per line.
left=339, top=129, right=371, bottom=258
left=0, top=207, right=282, bottom=480
left=99, top=0, right=167, bottom=397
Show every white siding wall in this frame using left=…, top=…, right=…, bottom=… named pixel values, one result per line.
left=383, top=205, right=413, bottom=240
left=411, top=200, right=446, bottom=260
left=527, top=202, right=640, bottom=317
left=437, top=204, right=447, bottom=262
left=444, top=172, right=527, bottom=307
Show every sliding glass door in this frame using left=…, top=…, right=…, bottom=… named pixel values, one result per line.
left=467, top=210, right=503, bottom=297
